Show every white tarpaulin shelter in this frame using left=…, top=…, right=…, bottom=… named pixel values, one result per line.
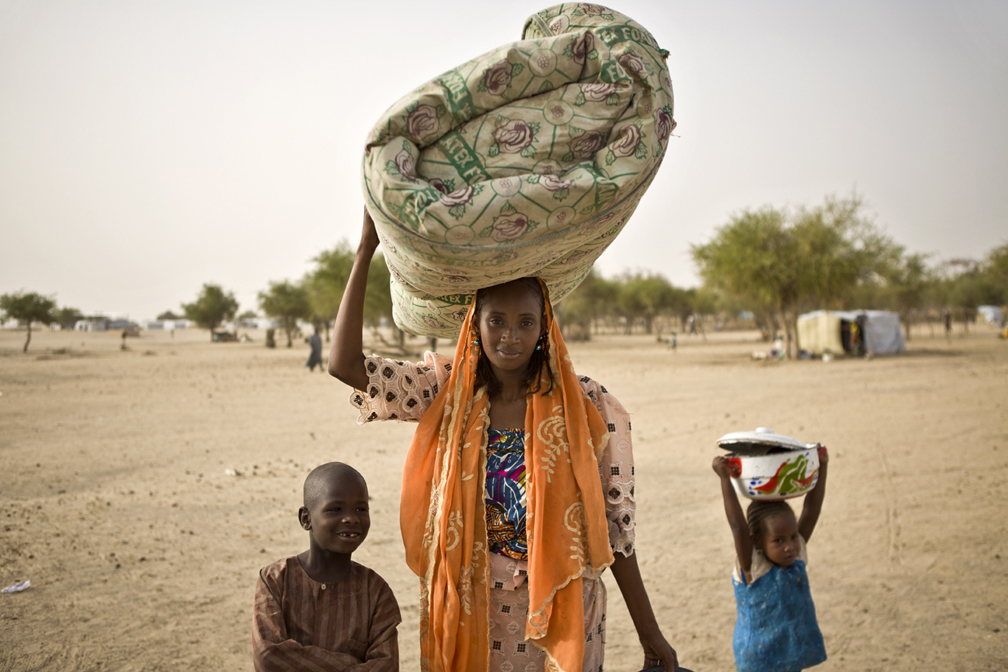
left=798, top=310, right=906, bottom=356
left=977, top=305, right=1003, bottom=325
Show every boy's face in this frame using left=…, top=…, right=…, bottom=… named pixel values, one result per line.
left=301, top=473, right=370, bottom=555
left=755, top=512, right=801, bottom=567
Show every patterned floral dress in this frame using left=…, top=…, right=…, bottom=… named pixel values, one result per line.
left=350, top=352, right=636, bottom=672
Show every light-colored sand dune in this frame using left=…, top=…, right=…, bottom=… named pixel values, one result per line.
left=1, top=326, right=1006, bottom=671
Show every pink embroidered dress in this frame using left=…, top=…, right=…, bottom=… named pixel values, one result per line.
left=351, top=352, right=635, bottom=672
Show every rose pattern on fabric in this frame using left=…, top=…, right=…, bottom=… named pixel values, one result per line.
left=406, top=104, right=440, bottom=142
left=576, top=3, right=609, bottom=16
left=618, top=52, right=646, bottom=80
left=580, top=82, right=616, bottom=102
left=493, top=119, right=534, bottom=154
left=440, top=186, right=475, bottom=207
left=394, top=150, right=417, bottom=181
left=490, top=212, right=530, bottom=242
left=429, top=177, right=451, bottom=194
left=570, top=32, right=594, bottom=65
left=540, top=175, right=575, bottom=192
left=656, top=107, right=674, bottom=144
left=611, top=125, right=642, bottom=158
left=483, top=59, right=512, bottom=96
left=569, top=130, right=605, bottom=159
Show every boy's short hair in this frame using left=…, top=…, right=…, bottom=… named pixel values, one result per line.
left=303, top=462, right=366, bottom=509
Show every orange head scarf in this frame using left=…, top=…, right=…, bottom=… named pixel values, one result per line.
left=400, top=279, right=614, bottom=672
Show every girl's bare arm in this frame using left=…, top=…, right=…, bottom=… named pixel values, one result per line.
left=713, top=456, right=752, bottom=577
left=327, top=208, right=380, bottom=391
left=609, top=551, right=678, bottom=671
left=799, top=445, right=829, bottom=542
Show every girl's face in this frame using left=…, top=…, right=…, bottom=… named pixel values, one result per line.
left=755, top=512, right=801, bottom=567
left=476, top=283, right=544, bottom=378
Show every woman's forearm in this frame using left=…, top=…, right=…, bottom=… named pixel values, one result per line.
left=610, top=552, right=678, bottom=668
left=610, top=552, right=662, bottom=637
left=328, top=213, right=379, bottom=389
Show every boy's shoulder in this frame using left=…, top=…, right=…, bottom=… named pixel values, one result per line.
left=258, top=557, right=397, bottom=608
left=349, top=562, right=398, bottom=601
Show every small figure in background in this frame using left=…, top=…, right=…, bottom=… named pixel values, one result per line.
left=306, top=326, right=323, bottom=371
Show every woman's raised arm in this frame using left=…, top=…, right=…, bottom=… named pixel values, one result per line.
left=327, top=207, right=380, bottom=391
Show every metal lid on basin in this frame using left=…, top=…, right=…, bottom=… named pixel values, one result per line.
left=717, top=427, right=813, bottom=454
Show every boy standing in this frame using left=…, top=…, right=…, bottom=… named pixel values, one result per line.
left=253, top=462, right=400, bottom=671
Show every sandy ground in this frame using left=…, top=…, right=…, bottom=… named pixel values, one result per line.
left=0, top=325, right=1006, bottom=672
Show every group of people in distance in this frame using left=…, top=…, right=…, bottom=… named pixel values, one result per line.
left=252, top=209, right=831, bottom=672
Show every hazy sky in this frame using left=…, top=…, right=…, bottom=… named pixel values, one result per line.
left=2, top=0, right=1006, bottom=320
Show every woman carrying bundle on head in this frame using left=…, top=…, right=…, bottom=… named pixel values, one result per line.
left=328, top=208, right=681, bottom=672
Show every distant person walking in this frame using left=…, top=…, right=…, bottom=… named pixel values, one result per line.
left=306, top=327, right=323, bottom=372
left=944, top=310, right=952, bottom=340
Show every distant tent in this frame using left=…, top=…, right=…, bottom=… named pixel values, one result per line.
left=797, top=310, right=906, bottom=356
left=977, top=305, right=1003, bottom=325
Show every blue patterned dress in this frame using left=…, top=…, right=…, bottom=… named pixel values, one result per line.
left=732, top=540, right=827, bottom=672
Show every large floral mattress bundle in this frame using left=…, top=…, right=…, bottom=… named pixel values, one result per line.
left=362, top=3, right=675, bottom=337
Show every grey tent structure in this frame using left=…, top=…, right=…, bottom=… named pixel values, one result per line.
left=797, top=310, right=906, bottom=356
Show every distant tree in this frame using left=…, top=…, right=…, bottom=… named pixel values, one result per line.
left=983, top=242, right=1008, bottom=312
left=692, top=194, right=896, bottom=357
left=54, top=306, right=84, bottom=330
left=0, top=291, right=57, bottom=353
left=557, top=268, right=616, bottom=340
left=237, top=309, right=258, bottom=321
left=877, top=251, right=934, bottom=340
left=182, top=284, right=239, bottom=340
left=157, top=310, right=182, bottom=320
left=307, top=242, right=355, bottom=341
left=258, top=280, right=312, bottom=347
left=614, top=272, right=680, bottom=334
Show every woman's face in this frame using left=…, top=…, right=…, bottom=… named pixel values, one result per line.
left=476, top=283, right=544, bottom=378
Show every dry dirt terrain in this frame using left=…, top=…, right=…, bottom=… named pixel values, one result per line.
left=1, top=325, right=1005, bottom=671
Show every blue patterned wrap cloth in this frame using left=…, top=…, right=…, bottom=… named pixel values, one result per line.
left=732, top=559, right=827, bottom=672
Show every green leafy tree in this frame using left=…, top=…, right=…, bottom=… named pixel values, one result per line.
left=157, top=310, right=182, bottom=320
left=614, top=272, right=680, bottom=334
left=258, top=280, right=312, bottom=348
left=0, top=291, right=57, bottom=352
left=307, top=242, right=355, bottom=341
left=692, top=194, right=896, bottom=357
left=983, top=242, right=1008, bottom=316
left=878, top=251, right=933, bottom=340
left=54, top=306, right=84, bottom=330
left=558, top=268, right=616, bottom=340
left=692, top=205, right=800, bottom=352
left=182, top=284, right=239, bottom=340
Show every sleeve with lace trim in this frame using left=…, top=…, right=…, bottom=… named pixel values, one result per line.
left=348, top=352, right=454, bottom=424
left=578, top=375, right=636, bottom=557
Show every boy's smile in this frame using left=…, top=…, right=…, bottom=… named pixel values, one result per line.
left=301, top=472, right=371, bottom=556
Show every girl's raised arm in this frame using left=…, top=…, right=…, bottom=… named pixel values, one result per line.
left=798, top=445, right=829, bottom=542
left=713, top=456, right=753, bottom=577
left=327, top=207, right=380, bottom=391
